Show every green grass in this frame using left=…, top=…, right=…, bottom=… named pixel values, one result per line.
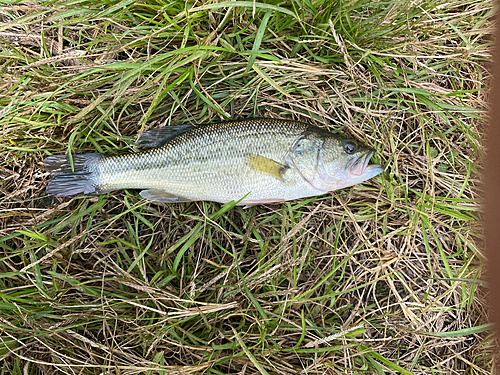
left=0, top=0, right=494, bottom=374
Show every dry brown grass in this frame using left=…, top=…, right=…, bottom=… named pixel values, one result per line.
left=0, top=0, right=496, bottom=374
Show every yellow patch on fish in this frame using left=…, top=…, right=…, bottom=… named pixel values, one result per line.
left=246, top=154, right=287, bottom=181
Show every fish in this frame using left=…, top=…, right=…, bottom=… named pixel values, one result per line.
left=44, top=118, right=383, bottom=206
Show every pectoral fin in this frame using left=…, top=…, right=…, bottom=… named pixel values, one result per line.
left=140, top=189, right=192, bottom=203
left=246, top=154, right=288, bottom=181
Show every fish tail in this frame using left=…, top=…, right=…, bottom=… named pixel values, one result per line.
left=44, top=153, right=102, bottom=197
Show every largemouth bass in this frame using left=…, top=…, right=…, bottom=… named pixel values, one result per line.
left=44, top=119, right=383, bottom=206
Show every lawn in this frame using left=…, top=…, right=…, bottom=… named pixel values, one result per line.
left=0, top=0, right=495, bottom=374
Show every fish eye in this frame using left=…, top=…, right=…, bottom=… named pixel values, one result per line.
left=343, top=140, right=357, bottom=154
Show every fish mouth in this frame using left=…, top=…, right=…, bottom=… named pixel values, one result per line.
left=348, top=151, right=384, bottom=178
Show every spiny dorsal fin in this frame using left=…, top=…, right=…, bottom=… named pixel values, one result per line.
left=135, top=124, right=195, bottom=148
left=246, top=154, right=288, bottom=181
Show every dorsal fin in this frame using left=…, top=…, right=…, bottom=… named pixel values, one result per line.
left=135, top=124, right=195, bottom=148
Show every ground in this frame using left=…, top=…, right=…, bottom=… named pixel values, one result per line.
left=0, top=0, right=495, bottom=374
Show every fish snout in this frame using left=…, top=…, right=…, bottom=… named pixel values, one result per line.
left=348, top=151, right=383, bottom=179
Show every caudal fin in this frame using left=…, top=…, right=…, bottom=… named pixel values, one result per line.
left=44, top=153, right=102, bottom=197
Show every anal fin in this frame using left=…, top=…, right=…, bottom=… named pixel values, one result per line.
left=246, top=154, right=288, bottom=181
left=242, top=198, right=285, bottom=209
left=140, top=189, right=192, bottom=203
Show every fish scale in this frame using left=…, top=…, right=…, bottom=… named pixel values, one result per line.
left=44, top=119, right=383, bottom=206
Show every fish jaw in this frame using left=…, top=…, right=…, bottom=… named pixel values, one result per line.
left=311, top=150, right=383, bottom=191
left=348, top=150, right=374, bottom=176
left=341, top=150, right=383, bottom=186
left=348, top=151, right=384, bottom=179
left=360, top=163, right=384, bottom=180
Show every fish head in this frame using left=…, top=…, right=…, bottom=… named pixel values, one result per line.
left=289, top=133, right=383, bottom=192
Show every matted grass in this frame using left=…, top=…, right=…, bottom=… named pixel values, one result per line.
left=0, top=0, right=495, bottom=374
